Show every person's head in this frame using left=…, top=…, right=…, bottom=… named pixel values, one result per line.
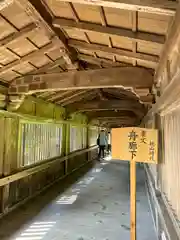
left=101, top=129, right=104, bottom=132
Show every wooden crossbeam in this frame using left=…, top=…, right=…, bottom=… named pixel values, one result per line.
left=53, top=0, right=176, bottom=16
left=103, top=88, right=153, bottom=103
left=9, top=67, right=153, bottom=94
left=57, top=90, right=90, bottom=105
left=19, top=0, right=78, bottom=69
left=46, top=91, right=74, bottom=102
left=66, top=100, right=145, bottom=114
left=53, top=18, right=165, bottom=45
left=78, top=53, right=131, bottom=67
left=88, top=110, right=135, bottom=119
left=61, top=90, right=98, bottom=106
left=96, top=116, right=136, bottom=121
left=0, top=23, right=37, bottom=49
left=0, top=37, right=61, bottom=76
left=69, top=39, right=158, bottom=64
left=31, top=57, right=65, bottom=74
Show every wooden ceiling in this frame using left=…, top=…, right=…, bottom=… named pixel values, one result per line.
left=0, top=0, right=177, bottom=127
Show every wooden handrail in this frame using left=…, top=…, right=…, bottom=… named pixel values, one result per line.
left=0, top=146, right=97, bottom=187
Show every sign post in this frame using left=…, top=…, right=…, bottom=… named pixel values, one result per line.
left=112, top=127, right=158, bottom=240
left=130, top=158, right=136, bottom=240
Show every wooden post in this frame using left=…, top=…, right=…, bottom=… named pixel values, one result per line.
left=130, top=158, right=136, bottom=240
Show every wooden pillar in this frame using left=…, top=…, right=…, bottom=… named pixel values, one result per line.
left=64, top=123, right=70, bottom=174
left=2, top=117, right=19, bottom=213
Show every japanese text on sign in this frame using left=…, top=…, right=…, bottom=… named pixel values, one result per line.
left=112, top=127, right=158, bottom=164
left=128, top=130, right=138, bottom=159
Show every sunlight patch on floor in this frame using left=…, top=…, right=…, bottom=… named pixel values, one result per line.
left=14, top=221, right=56, bottom=240
left=56, top=194, right=78, bottom=204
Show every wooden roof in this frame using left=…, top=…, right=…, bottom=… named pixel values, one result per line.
left=0, top=0, right=177, bottom=127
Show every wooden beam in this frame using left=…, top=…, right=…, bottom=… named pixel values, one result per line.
left=96, top=116, right=136, bottom=121
left=97, top=89, right=107, bottom=100
left=0, top=23, right=37, bottom=49
left=0, top=37, right=60, bottom=76
left=53, top=18, right=165, bottom=44
left=78, top=53, right=131, bottom=67
left=36, top=91, right=54, bottom=99
left=9, top=67, right=154, bottom=94
left=62, top=90, right=99, bottom=106
left=0, top=146, right=97, bottom=187
left=87, top=110, right=136, bottom=119
left=53, top=0, right=176, bottom=16
left=19, top=0, right=78, bottom=69
left=102, top=88, right=153, bottom=103
left=31, top=57, right=65, bottom=74
left=56, top=90, right=90, bottom=105
left=155, top=2, right=180, bottom=84
left=69, top=39, right=158, bottom=64
left=46, top=91, right=73, bottom=102
left=66, top=100, right=145, bottom=114
left=132, top=11, right=137, bottom=66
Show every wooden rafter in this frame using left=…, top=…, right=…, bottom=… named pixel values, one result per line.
left=0, top=37, right=60, bottom=76
left=68, top=39, right=158, bottom=64
left=78, top=53, right=131, bottom=68
left=31, top=57, right=65, bottom=74
left=9, top=67, right=153, bottom=94
left=97, top=116, right=136, bottom=122
left=131, top=11, right=137, bottom=66
left=19, top=0, right=78, bottom=69
left=0, top=23, right=37, bottom=49
left=87, top=110, right=136, bottom=119
left=103, top=88, right=153, bottom=103
left=56, top=89, right=90, bottom=105
left=53, top=18, right=165, bottom=44
left=66, top=100, right=145, bottom=115
left=45, top=90, right=74, bottom=102
left=53, top=0, right=176, bottom=16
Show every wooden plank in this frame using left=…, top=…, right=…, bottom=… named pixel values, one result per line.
left=0, top=37, right=60, bottom=76
left=53, top=18, right=165, bottom=44
left=46, top=91, right=74, bottom=102
left=57, top=90, right=90, bottom=105
left=69, top=39, right=158, bottom=63
left=0, top=23, right=37, bottom=48
left=31, top=57, right=65, bottom=74
left=2, top=117, right=18, bottom=212
left=22, top=0, right=78, bottom=69
left=61, top=90, right=97, bottom=106
left=155, top=2, right=180, bottom=83
left=132, top=11, right=137, bottom=66
left=52, top=0, right=176, bottom=16
left=0, top=146, right=97, bottom=187
left=0, top=117, right=5, bottom=177
left=78, top=53, right=131, bottom=67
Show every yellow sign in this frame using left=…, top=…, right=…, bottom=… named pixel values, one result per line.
left=112, top=127, right=158, bottom=164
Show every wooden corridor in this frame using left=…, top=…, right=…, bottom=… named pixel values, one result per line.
left=0, top=160, right=156, bottom=240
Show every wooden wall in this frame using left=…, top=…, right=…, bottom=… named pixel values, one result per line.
left=0, top=97, right=98, bottom=217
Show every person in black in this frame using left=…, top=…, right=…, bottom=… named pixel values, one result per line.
left=97, top=130, right=108, bottom=160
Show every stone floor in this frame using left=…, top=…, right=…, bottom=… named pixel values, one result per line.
left=0, top=159, right=157, bottom=240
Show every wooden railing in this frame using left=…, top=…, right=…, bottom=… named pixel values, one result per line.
left=0, top=146, right=98, bottom=218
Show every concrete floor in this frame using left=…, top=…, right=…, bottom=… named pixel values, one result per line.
left=0, top=159, right=157, bottom=240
